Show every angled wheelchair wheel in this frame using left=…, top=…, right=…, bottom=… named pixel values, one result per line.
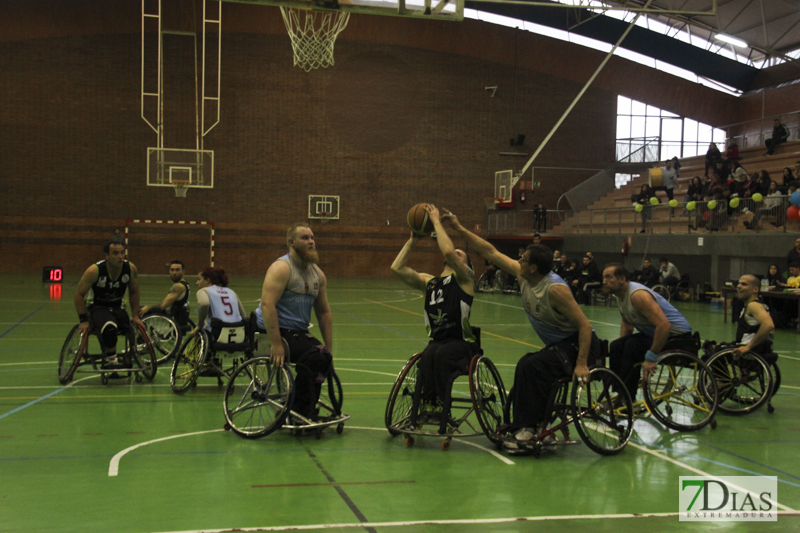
left=58, top=325, right=87, bottom=385
left=326, top=370, right=344, bottom=416
left=142, top=314, right=181, bottom=366
left=475, top=271, right=492, bottom=292
left=131, top=322, right=157, bottom=380
left=224, top=357, right=294, bottom=439
left=705, top=348, right=773, bottom=415
left=571, top=368, right=633, bottom=455
left=644, top=351, right=718, bottom=431
left=468, top=355, right=508, bottom=446
left=171, top=331, right=208, bottom=393
left=651, top=284, right=671, bottom=302
left=385, top=353, right=421, bottom=435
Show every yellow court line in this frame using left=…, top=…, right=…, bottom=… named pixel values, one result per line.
left=366, top=299, right=542, bottom=349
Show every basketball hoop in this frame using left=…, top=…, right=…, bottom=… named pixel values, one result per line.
left=280, top=7, right=350, bottom=72
left=173, top=181, right=189, bottom=198
left=484, top=197, right=502, bottom=210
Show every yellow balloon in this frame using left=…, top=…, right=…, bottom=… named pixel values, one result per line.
left=752, top=193, right=763, bottom=202
left=668, top=199, right=678, bottom=208
left=708, top=200, right=717, bottom=210
left=730, top=198, right=740, bottom=208
left=635, top=204, right=644, bottom=212
left=686, top=201, right=696, bottom=211
left=649, top=196, right=659, bottom=206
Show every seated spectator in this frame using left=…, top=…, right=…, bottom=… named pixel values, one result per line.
left=746, top=181, right=783, bottom=229
left=781, top=167, right=796, bottom=193
left=635, top=258, right=659, bottom=287
left=704, top=142, right=722, bottom=177
left=764, top=118, right=790, bottom=156
left=755, top=171, right=772, bottom=196
left=570, top=255, right=601, bottom=305
left=724, top=139, right=740, bottom=161
left=553, top=250, right=561, bottom=268
left=730, top=161, right=748, bottom=183
left=788, top=237, right=800, bottom=268
left=787, top=263, right=800, bottom=289
left=659, top=257, right=680, bottom=288
left=766, top=264, right=786, bottom=289
left=555, top=253, right=570, bottom=277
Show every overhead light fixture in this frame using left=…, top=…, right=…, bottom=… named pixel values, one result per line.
left=714, top=34, right=747, bottom=48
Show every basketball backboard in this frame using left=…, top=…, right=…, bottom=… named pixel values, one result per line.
left=220, top=0, right=464, bottom=21
left=309, top=195, right=340, bottom=219
left=147, top=148, right=214, bottom=189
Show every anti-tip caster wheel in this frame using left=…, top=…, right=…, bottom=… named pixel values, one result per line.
left=441, top=439, right=451, bottom=451
left=101, top=375, right=109, bottom=385
left=404, top=435, right=415, bottom=447
left=223, top=423, right=231, bottom=431
left=336, top=423, right=344, bottom=434
left=315, top=429, right=323, bottom=440
left=135, top=374, right=143, bottom=384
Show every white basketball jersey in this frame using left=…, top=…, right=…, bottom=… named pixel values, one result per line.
left=203, top=286, right=243, bottom=330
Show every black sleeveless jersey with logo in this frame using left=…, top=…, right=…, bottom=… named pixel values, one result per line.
left=169, top=279, right=191, bottom=324
left=424, top=274, right=476, bottom=343
left=91, top=260, right=132, bottom=308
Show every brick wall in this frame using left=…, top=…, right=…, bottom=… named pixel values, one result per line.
left=0, top=0, right=791, bottom=276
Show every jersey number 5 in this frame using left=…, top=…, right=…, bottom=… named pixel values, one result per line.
left=221, top=296, right=234, bottom=315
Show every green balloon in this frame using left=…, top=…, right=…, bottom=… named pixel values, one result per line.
left=668, top=199, right=678, bottom=208
left=708, top=200, right=717, bottom=210
left=649, top=196, right=659, bottom=206
left=730, top=197, right=740, bottom=208
left=752, top=193, right=763, bottom=202
left=635, top=204, right=644, bottom=212
left=686, top=201, right=696, bottom=211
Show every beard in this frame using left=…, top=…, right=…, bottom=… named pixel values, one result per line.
left=296, top=246, right=319, bottom=264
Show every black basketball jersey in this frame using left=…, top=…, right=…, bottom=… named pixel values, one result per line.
left=169, top=279, right=191, bottom=325
left=736, top=299, right=772, bottom=351
left=424, top=274, right=476, bottom=343
left=91, top=260, right=132, bottom=308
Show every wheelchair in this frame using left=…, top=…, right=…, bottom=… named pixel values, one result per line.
left=384, top=341, right=503, bottom=450
left=617, top=333, right=719, bottom=432
left=170, top=318, right=254, bottom=393
left=481, top=344, right=634, bottom=458
left=703, top=345, right=780, bottom=415
left=651, top=274, right=693, bottom=303
left=222, top=332, right=350, bottom=439
left=57, top=319, right=157, bottom=385
left=141, top=312, right=196, bottom=366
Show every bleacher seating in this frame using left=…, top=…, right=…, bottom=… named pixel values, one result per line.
left=552, top=139, right=800, bottom=234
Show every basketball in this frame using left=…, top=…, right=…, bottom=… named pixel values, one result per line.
left=407, top=203, right=434, bottom=236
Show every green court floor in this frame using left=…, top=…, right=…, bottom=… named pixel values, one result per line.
left=1, top=274, right=798, bottom=532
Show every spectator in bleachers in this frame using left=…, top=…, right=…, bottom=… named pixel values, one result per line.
left=532, top=233, right=542, bottom=245
left=730, top=160, right=748, bottom=183
left=682, top=176, right=704, bottom=217
left=746, top=181, right=784, bottom=230
left=724, top=139, right=740, bottom=162
left=533, top=203, right=547, bottom=233
left=755, top=171, right=772, bottom=196
left=704, top=142, right=722, bottom=177
left=764, top=118, right=790, bottom=156
left=781, top=167, right=796, bottom=193
left=637, top=183, right=656, bottom=233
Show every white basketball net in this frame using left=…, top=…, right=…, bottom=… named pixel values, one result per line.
left=280, top=7, right=350, bottom=72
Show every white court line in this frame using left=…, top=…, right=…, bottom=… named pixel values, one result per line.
left=0, top=361, right=53, bottom=366
left=153, top=511, right=799, bottom=532
left=336, top=367, right=398, bottom=378
left=108, top=429, right=224, bottom=476
left=626, top=440, right=796, bottom=512
left=110, top=425, right=512, bottom=477
left=347, top=426, right=514, bottom=465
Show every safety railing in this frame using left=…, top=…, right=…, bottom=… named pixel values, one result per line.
left=718, top=110, right=800, bottom=150
left=487, top=197, right=800, bottom=236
